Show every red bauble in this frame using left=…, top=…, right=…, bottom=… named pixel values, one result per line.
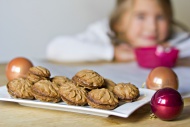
left=150, top=88, right=184, bottom=120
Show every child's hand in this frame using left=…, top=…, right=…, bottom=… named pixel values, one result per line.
left=114, top=43, right=135, bottom=62
left=159, top=42, right=170, bottom=47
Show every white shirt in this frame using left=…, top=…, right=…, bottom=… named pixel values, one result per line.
left=46, top=18, right=190, bottom=62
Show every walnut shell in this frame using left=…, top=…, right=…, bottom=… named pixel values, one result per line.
left=113, top=83, right=140, bottom=102
left=59, top=81, right=87, bottom=106
left=28, top=66, right=50, bottom=78
left=72, top=69, right=104, bottom=89
left=31, top=80, right=60, bottom=103
left=87, top=88, right=118, bottom=110
left=27, top=73, right=48, bottom=83
left=51, top=76, right=71, bottom=87
left=7, top=78, right=34, bottom=99
left=102, top=78, right=116, bottom=92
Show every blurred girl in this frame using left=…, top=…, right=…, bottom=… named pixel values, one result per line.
left=46, top=0, right=190, bottom=62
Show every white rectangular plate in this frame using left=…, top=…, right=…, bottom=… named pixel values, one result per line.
left=0, top=86, right=155, bottom=118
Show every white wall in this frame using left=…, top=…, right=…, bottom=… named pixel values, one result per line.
left=173, top=0, right=190, bottom=30
left=0, top=0, right=115, bottom=62
left=0, top=0, right=190, bottom=63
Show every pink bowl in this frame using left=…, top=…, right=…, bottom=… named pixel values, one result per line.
left=135, top=46, right=179, bottom=68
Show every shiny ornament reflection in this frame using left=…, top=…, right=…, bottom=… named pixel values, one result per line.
left=6, top=57, right=33, bottom=81
left=150, top=88, right=184, bottom=120
left=146, top=67, right=178, bottom=90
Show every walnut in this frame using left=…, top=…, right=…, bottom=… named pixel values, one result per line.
left=7, top=78, right=34, bottom=99
left=59, top=81, right=87, bottom=106
left=72, top=69, right=104, bottom=89
left=113, top=83, right=140, bottom=102
left=87, top=88, right=118, bottom=110
left=31, top=80, right=61, bottom=103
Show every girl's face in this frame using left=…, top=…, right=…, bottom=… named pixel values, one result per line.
left=119, top=0, right=170, bottom=47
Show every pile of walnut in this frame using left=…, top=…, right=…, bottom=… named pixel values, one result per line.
left=7, top=66, right=140, bottom=110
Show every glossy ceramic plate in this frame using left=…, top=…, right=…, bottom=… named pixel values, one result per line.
left=0, top=86, right=155, bottom=118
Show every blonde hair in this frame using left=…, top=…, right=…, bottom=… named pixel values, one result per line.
left=109, top=0, right=188, bottom=44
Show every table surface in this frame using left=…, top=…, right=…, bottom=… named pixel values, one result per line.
left=1, top=58, right=190, bottom=127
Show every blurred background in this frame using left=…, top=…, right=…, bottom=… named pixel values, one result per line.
left=0, top=0, right=190, bottom=63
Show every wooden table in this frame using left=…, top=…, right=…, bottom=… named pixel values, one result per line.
left=0, top=58, right=190, bottom=127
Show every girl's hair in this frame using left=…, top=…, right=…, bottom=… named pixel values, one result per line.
left=109, top=0, right=188, bottom=44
